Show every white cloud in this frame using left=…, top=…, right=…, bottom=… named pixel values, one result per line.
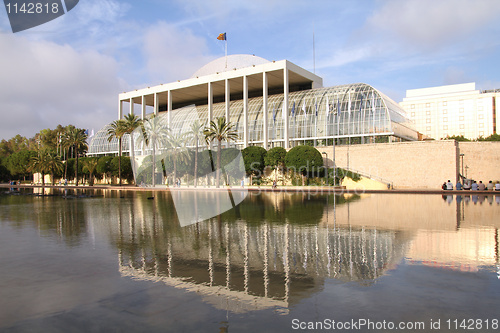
left=142, top=21, right=216, bottom=84
left=0, top=33, right=127, bottom=140
left=365, top=0, right=500, bottom=50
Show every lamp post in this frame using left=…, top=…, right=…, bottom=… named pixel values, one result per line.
left=460, top=153, right=464, bottom=181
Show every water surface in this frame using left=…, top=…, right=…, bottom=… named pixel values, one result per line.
left=1, top=188, right=499, bottom=332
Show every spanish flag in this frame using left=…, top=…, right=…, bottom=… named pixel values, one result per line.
left=217, top=32, right=226, bottom=41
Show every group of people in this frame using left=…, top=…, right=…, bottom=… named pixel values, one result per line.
left=442, top=179, right=500, bottom=191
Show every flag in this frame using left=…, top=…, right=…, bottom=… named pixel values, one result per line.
left=359, top=96, right=363, bottom=113
left=315, top=99, right=318, bottom=117
left=291, top=101, right=296, bottom=117
left=337, top=97, right=340, bottom=115
left=217, top=32, right=226, bottom=41
left=272, top=102, right=276, bottom=123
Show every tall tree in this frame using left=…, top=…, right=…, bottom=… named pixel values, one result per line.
left=189, top=120, right=205, bottom=187
left=6, top=149, right=37, bottom=181
left=122, top=114, right=143, bottom=179
left=82, top=158, right=99, bottom=186
left=64, top=127, right=88, bottom=186
left=29, top=150, right=49, bottom=187
left=44, top=151, right=64, bottom=185
left=165, top=133, right=191, bottom=185
left=107, top=120, right=126, bottom=185
left=138, top=116, right=169, bottom=186
left=203, top=117, right=239, bottom=188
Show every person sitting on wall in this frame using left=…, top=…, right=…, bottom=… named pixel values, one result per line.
left=478, top=181, right=486, bottom=191
left=456, top=181, right=462, bottom=190
left=446, top=180, right=453, bottom=190
left=442, top=182, right=447, bottom=190
left=471, top=181, right=479, bottom=191
left=495, top=182, right=500, bottom=191
left=487, top=180, right=494, bottom=191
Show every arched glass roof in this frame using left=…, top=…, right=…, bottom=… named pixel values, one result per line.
left=89, top=83, right=417, bottom=155
left=87, top=124, right=130, bottom=156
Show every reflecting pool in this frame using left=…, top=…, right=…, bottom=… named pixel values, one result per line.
left=0, top=189, right=499, bottom=332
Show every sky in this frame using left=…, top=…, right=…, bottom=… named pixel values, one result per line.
left=1, top=0, right=500, bottom=141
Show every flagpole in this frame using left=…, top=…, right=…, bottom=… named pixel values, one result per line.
left=225, top=39, right=227, bottom=69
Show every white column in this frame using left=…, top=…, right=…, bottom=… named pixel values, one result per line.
left=141, top=95, right=146, bottom=119
left=284, top=68, right=290, bottom=149
left=225, top=79, right=230, bottom=121
left=208, top=82, right=213, bottom=122
left=243, top=75, right=249, bottom=148
left=154, top=93, right=159, bottom=117
left=129, top=98, right=134, bottom=115
left=118, top=99, right=123, bottom=119
left=263, top=72, right=269, bottom=150
left=167, top=90, right=172, bottom=127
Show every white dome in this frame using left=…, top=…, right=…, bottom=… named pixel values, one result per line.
left=191, top=54, right=270, bottom=78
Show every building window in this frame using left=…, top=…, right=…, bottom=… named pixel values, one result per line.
left=479, top=131, right=484, bottom=136
left=459, top=108, right=464, bottom=113
left=426, top=119, right=431, bottom=123
left=443, top=109, right=448, bottom=114
left=411, top=104, right=415, bottom=109
left=425, top=103, right=430, bottom=108
left=426, top=126, right=431, bottom=131
left=479, top=114, right=484, bottom=119
left=460, top=124, right=465, bottom=129
left=460, top=132, right=465, bottom=136
left=443, top=117, right=448, bottom=122
left=443, top=101, right=447, bottom=106
left=459, top=116, right=464, bottom=121
left=411, top=112, right=415, bottom=117
left=444, top=125, right=448, bottom=130
left=479, top=106, right=483, bottom=111
left=426, top=111, right=431, bottom=116
left=479, top=123, right=484, bottom=128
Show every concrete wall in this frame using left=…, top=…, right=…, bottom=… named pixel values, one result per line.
left=317, top=141, right=460, bottom=189
left=459, top=142, right=500, bottom=183
left=316, top=140, right=500, bottom=189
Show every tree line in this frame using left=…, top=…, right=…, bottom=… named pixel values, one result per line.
left=0, top=115, right=358, bottom=187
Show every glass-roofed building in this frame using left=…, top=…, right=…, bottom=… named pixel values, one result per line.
left=88, top=55, right=417, bottom=156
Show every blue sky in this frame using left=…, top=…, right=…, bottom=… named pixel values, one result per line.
left=1, top=0, right=500, bottom=140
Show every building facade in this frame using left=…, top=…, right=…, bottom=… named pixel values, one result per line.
left=88, top=55, right=417, bottom=156
left=400, top=82, right=500, bottom=140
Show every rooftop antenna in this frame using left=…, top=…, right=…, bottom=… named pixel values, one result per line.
left=313, top=23, right=316, bottom=74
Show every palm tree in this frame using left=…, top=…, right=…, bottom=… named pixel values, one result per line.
left=29, top=150, right=49, bottom=187
left=122, top=114, right=143, bottom=180
left=64, top=127, right=88, bottom=186
left=165, top=132, right=191, bottom=186
left=138, top=115, right=169, bottom=186
left=107, top=120, right=126, bottom=185
left=203, top=117, right=239, bottom=188
left=61, top=124, right=76, bottom=180
left=189, top=120, right=205, bottom=187
left=82, top=158, right=99, bottom=186
left=45, top=151, right=64, bottom=185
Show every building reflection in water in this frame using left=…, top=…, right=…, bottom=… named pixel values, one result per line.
left=3, top=188, right=499, bottom=313
left=114, top=192, right=411, bottom=314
